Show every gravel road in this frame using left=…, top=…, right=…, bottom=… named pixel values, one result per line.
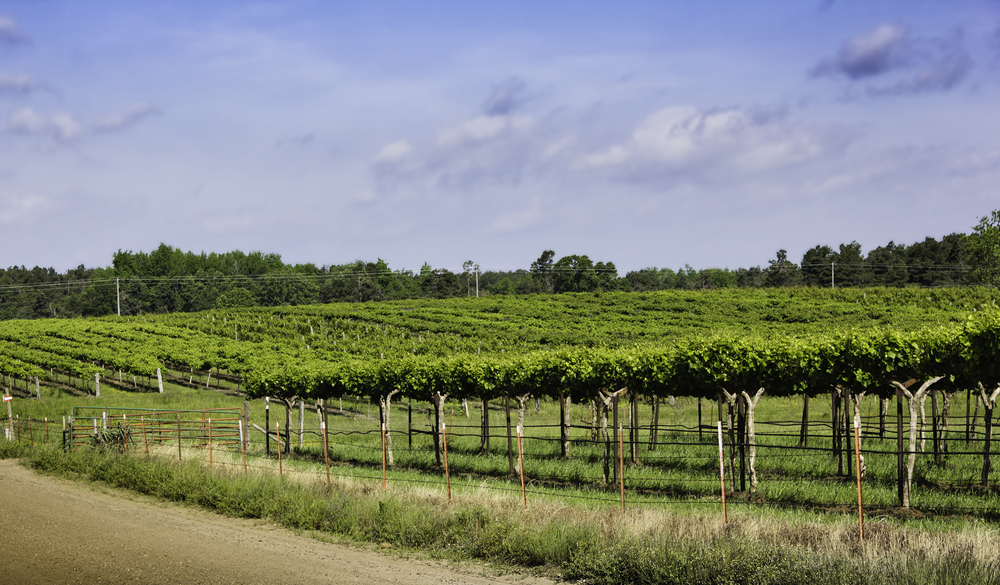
left=0, top=460, right=555, bottom=585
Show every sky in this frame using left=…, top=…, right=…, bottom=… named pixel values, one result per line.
left=1, top=1, right=999, bottom=275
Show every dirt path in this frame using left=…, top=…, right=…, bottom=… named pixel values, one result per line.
left=0, top=460, right=556, bottom=585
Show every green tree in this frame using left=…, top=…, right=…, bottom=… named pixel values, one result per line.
left=832, top=241, right=869, bottom=287
left=594, top=261, right=620, bottom=291
left=763, top=250, right=801, bottom=287
left=530, top=250, right=556, bottom=293
left=867, top=241, right=909, bottom=287
left=489, top=277, right=516, bottom=295
left=553, top=255, right=599, bottom=293
left=215, top=288, right=256, bottom=308
left=800, top=245, right=834, bottom=287
left=967, top=210, right=1000, bottom=287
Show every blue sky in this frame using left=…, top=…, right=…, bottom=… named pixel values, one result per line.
left=1, top=1, right=998, bottom=275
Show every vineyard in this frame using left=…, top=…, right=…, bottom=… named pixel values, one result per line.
left=4, top=287, right=1000, bottom=517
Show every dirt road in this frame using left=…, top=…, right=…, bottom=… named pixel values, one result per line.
left=0, top=460, right=556, bottom=585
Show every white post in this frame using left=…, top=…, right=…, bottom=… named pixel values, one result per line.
left=156, top=368, right=163, bottom=393
left=299, top=401, right=305, bottom=449
left=5, top=395, right=12, bottom=438
left=95, top=373, right=100, bottom=398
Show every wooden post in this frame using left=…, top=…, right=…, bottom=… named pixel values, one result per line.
left=517, top=424, right=526, bottom=510
left=844, top=387, right=853, bottom=479
left=240, top=420, right=247, bottom=473
left=697, top=397, right=702, bottom=442
left=631, top=392, right=639, bottom=464
left=559, top=391, right=567, bottom=458
left=855, top=416, right=864, bottom=542
left=737, top=394, right=746, bottom=492
left=299, top=401, right=305, bottom=450
left=833, top=388, right=842, bottom=475
left=896, top=387, right=905, bottom=506
left=177, top=415, right=182, bottom=461
left=981, top=384, right=998, bottom=487
left=966, top=388, right=972, bottom=444
left=481, top=398, right=490, bottom=455
left=650, top=395, right=661, bottom=450
left=879, top=397, right=888, bottom=439
left=433, top=397, right=441, bottom=466
left=798, top=394, right=809, bottom=447
left=208, top=418, right=213, bottom=469
left=727, top=396, right=736, bottom=493
left=442, top=423, right=451, bottom=502
left=5, top=393, right=12, bottom=439
left=931, top=389, right=940, bottom=464
left=612, top=395, right=620, bottom=487
left=322, top=420, right=330, bottom=484
left=718, top=421, right=727, bottom=528
left=276, top=423, right=282, bottom=476
left=619, top=424, right=625, bottom=512
left=243, top=401, right=250, bottom=455
left=506, top=393, right=514, bottom=476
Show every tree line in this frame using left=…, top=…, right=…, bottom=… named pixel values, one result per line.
left=2, top=210, right=998, bottom=320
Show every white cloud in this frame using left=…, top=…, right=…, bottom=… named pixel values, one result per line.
left=7, top=103, right=161, bottom=143
left=375, top=140, right=412, bottom=163
left=438, top=114, right=533, bottom=146
left=579, top=105, right=835, bottom=181
left=0, top=193, right=50, bottom=225
left=91, top=103, right=163, bottom=133
left=8, top=108, right=82, bottom=142
left=0, top=74, right=44, bottom=94
left=373, top=112, right=542, bottom=192
left=0, top=16, right=26, bottom=45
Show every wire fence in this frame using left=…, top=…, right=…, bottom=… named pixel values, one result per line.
left=5, top=396, right=999, bottom=520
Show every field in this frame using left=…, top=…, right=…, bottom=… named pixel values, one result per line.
left=4, top=288, right=1000, bottom=583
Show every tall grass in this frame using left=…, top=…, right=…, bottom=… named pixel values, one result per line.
left=5, top=440, right=1000, bottom=585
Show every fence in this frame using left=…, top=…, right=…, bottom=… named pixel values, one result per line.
left=3, top=394, right=1000, bottom=521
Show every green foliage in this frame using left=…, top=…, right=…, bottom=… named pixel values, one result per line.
left=966, top=210, right=1000, bottom=287
left=214, top=288, right=256, bottom=309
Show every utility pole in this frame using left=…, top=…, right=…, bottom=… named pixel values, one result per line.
left=831, top=263, right=835, bottom=289
left=475, top=264, right=479, bottom=297
left=116, top=278, right=121, bottom=316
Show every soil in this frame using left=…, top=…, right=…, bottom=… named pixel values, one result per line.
left=0, top=460, right=557, bottom=585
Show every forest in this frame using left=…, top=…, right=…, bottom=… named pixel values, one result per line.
left=1, top=210, right=998, bottom=320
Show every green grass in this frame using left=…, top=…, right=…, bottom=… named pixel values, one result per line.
left=7, top=377, right=1000, bottom=520
left=6, top=440, right=1000, bottom=585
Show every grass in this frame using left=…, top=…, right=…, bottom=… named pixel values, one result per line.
left=7, top=376, right=1000, bottom=518
left=5, top=439, right=1000, bottom=585
left=5, top=375, right=1000, bottom=582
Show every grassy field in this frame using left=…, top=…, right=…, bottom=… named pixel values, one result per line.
left=5, top=373, right=1000, bottom=583
left=6, top=370, right=1000, bottom=519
